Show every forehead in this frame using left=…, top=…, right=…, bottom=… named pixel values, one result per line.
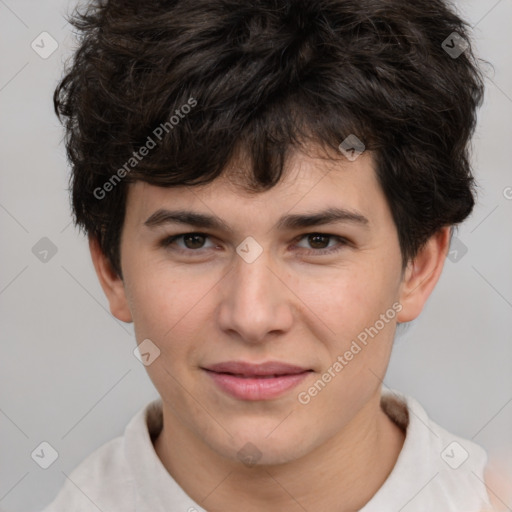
left=124, top=148, right=387, bottom=230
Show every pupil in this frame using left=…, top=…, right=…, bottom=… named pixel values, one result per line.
left=309, top=234, right=328, bottom=249
left=184, top=234, right=205, bottom=249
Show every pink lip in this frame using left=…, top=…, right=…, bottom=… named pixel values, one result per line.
left=202, top=361, right=312, bottom=401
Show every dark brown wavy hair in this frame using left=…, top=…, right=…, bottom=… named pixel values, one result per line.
left=54, top=0, right=485, bottom=278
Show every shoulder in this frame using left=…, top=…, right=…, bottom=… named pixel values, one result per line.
left=366, top=390, right=493, bottom=511
left=40, top=400, right=159, bottom=512
left=40, top=436, right=130, bottom=512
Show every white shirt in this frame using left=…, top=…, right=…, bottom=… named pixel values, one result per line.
left=41, top=390, right=492, bottom=511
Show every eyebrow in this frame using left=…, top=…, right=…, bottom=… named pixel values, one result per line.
left=144, top=207, right=369, bottom=232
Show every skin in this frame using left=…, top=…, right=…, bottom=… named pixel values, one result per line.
left=90, top=145, right=451, bottom=512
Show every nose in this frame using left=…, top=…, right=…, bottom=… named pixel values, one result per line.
left=217, top=248, right=294, bottom=345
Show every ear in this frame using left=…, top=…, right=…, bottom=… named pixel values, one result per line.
left=89, top=236, right=133, bottom=323
left=397, top=226, right=451, bottom=323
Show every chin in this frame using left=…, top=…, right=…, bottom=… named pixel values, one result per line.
left=209, top=423, right=315, bottom=467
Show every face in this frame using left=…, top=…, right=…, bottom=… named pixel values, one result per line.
left=94, top=146, right=445, bottom=465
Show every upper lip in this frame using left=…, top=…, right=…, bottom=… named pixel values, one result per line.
left=203, top=361, right=311, bottom=377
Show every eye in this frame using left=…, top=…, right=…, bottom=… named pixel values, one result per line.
left=160, top=232, right=216, bottom=252
left=294, top=233, right=349, bottom=255
left=159, top=232, right=349, bottom=256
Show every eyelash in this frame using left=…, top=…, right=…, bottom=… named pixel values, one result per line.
left=159, top=232, right=350, bottom=256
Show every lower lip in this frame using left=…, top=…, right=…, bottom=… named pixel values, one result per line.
left=204, top=370, right=311, bottom=400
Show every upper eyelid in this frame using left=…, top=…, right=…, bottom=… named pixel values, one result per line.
left=163, top=231, right=344, bottom=239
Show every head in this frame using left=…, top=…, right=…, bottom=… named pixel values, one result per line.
left=55, top=0, right=484, bottom=464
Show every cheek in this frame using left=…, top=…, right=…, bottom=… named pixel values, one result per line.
left=125, top=268, right=208, bottom=396
left=291, top=264, right=399, bottom=342
left=292, top=268, right=399, bottom=421
left=126, top=262, right=220, bottom=354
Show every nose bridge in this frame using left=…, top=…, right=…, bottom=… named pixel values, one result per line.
left=233, top=250, right=274, bottom=305
left=218, top=246, right=292, bottom=342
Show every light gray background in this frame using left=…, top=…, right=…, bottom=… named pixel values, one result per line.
left=1, top=1, right=511, bottom=511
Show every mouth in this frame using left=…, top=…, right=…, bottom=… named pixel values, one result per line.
left=202, top=361, right=314, bottom=401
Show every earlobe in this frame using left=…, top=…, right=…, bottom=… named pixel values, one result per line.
left=396, top=227, right=451, bottom=323
left=88, top=236, right=133, bottom=323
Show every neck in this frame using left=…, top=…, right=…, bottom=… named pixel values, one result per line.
left=154, top=391, right=405, bottom=512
